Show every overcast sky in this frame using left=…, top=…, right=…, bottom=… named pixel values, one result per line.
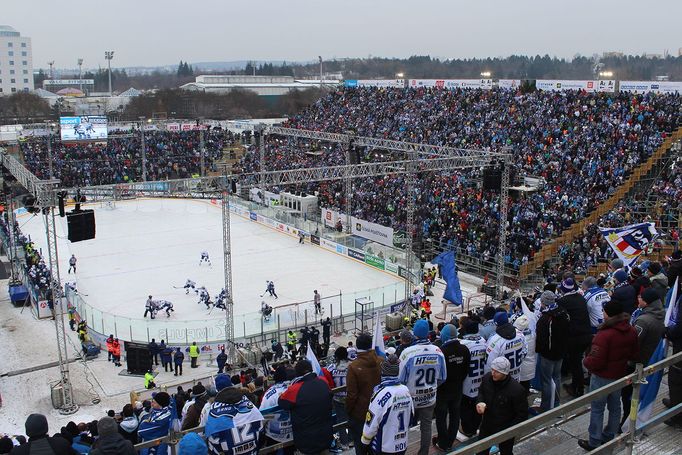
left=4, top=0, right=681, bottom=69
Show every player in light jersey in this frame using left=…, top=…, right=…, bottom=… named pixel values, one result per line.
left=183, top=279, right=196, bottom=294
left=362, top=355, right=414, bottom=455
left=259, top=366, right=293, bottom=448
left=200, top=251, right=211, bottom=266
left=582, top=276, right=610, bottom=333
left=198, top=289, right=212, bottom=309
left=398, top=319, right=446, bottom=455
left=459, top=320, right=487, bottom=437
left=485, top=312, right=527, bottom=382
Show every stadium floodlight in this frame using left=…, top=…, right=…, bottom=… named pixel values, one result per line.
left=599, top=71, right=614, bottom=78
left=480, top=71, right=492, bottom=78
left=104, top=51, right=115, bottom=96
left=396, top=72, right=404, bottom=78
left=77, top=59, right=83, bottom=93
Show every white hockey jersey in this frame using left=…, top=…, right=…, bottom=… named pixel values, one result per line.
left=328, top=360, right=349, bottom=402
left=361, top=379, right=414, bottom=454
left=584, top=286, right=610, bottom=329
left=460, top=334, right=487, bottom=398
left=259, top=382, right=292, bottom=443
left=485, top=325, right=528, bottom=382
left=398, top=340, right=447, bottom=408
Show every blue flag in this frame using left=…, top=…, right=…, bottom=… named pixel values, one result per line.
left=432, top=251, right=463, bottom=306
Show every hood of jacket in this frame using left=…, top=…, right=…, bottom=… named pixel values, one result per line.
left=495, top=322, right=517, bottom=340
left=600, top=313, right=631, bottom=332
left=92, top=433, right=132, bottom=455
left=354, top=349, right=380, bottom=368
left=641, top=299, right=665, bottom=322
left=651, top=273, right=668, bottom=288
left=215, top=386, right=247, bottom=405
left=119, top=416, right=138, bottom=433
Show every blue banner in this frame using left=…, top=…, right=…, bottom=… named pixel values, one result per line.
left=431, top=251, right=463, bottom=306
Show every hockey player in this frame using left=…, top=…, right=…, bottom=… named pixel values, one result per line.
left=68, top=254, right=77, bottom=274
left=158, top=301, right=175, bottom=317
left=298, top=231, right=305, bottom=244
left=183, top=279, right=196, bottom=294
left=313, top=290, right=321, bottom=315
left=263, top=281, right=278, bottom=299
left=144, top=295, right=155, bottom=319
left=261, top=301, right=273, bottom=321
left=214, top=293, right=226, bottom=311
left=199, top=251, right=211, bottom=266
left=198, top=289, right=212, bottom=309
left=362, top=355, right=414, bottom=455
left=485, top=312, right=527, bottom=382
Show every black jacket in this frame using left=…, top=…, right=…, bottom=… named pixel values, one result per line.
left=668, top=260, right=682, bottom=290
left=89, top=433, right=136, bottom=455
left=610, top=282, right=637, bottom=315
left=535, top=306, right=571, bottom=360
left=476, top=373, right=528, bottom=434
left=278, top=372, right=333, bottom=454
left=10, top=436, right=78, bottom=455
left=118, top=416, right=139, bottom=445
left=216, top=352, right=228, bottom=369
left=557, top=292, right=592, bottom=340
left=437, top=339, right=471, bottom=397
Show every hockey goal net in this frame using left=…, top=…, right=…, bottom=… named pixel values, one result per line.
left=100, top=200, right=116, bottom=210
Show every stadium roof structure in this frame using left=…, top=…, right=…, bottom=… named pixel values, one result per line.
left=119, top=87, right=142, bottom=97
left=33, top=88, right=59, bottom=98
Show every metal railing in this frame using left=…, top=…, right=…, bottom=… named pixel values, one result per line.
left=130, top=350, right=682, bottom=455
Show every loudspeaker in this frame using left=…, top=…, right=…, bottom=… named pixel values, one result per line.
left=483, top=168, right=502, bottom=190
left=67, top=210, right=96, bottom=242
left=125, top=341, right=152, bottom=375
left=349, top=148, right=362, bottom=165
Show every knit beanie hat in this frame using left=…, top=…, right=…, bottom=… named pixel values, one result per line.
left=356, top=333, right=373, bottom=350
left=614, top=270, right=628, bottom=283
left=604, top=300, right=623, bottom=317
left=25, top=414, right=48, bottom=438
left=640, top=288, right=659, bottom=304
left=648, top=262, right=662, bottom=275
left=559, top=277, right=577, bottom=294
left=97, top=417, right=118, bottom=438
left=192, top=384, right=206, bottom=396
left=152, top=392, right=170, bottom=408
left=540, top=291, right=556, bottom=307
left=440, top=324, right=458, bottom=343
left=178, top=432, right=208, bottom=455
left=463, top=320, right=479, bottom=335
left=513, top=315, right=530, bottom=332
left=215, top=374, right=232, bottom=391
left=490, top=356, right=510, bottom=375
left=482, top=306, right=496, bottom=320
left=0, top=437, right=14, bottom=454
left=413, top=319, right=429, bottom=339
left=380, top=354, right=400, bottom=377
left=493, top=311, right=509, bottom=326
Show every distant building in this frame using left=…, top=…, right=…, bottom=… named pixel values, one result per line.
left=43, top=78, right=95, bottom=95
left=0, top=25, right=34, bottom=94
left=180, top=75, right=340, bottom=96
left=602, top=51, right=624, bottom=58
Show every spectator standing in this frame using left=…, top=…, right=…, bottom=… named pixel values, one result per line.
left=161, top=344, right=173, bottom=372
left=181, top=384, right=208, bottom=431
left=148, top=339, right=159, bottom=366
left=578, top=300, right=638, bottom=451
left=535, top=291, right=570, bottom=412
left=260, top=366, right=294, bottom=453
left=322, top=317, right=332, bottom=346
left=138, top=392, right=173, bottom=455
left=668, top=251, right=682, bottom=290
left=663, top=296, right=682, bottom=428
left=394, top=330, right=414, bottom=357
left=90, top=417, right=136, bottom=455
left=557, top=278, right=592, bottom=397
left=10, top=414, right=78, bottom=455
left=610, top=270, right=637, bottom=316
left=582, top=277, right=610, bottom=333
left=174, top=347, right=185, bottom=376
left=479, top=307, right=497, bottom=341
left=189, top=342, right=200, bottom=368
left=433, top=324, right=470, bottom=451
left=646, top=262, right=668, bottom=301
left=205, top=374, right=264, bottom=455
left=278, top=360, right=334, bottom=455
left=216, top=349, right=228, bottom=374
left=460, top=320, right=488, bottom=438
left=361, top=355, right=414, bottom=455
left=328, top=346, right=351, bottom=448
left=513, top=315, right=536, bottom=393
left=485, top=312, right=527, bottom=382
left=475, top=357, right=528, bottom=455
left=398, top=319, right=447, bottom=455
left=346, top=333, right=381, bottom=454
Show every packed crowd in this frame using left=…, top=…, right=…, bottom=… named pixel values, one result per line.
left=2, top=252, right=681, bottom=455
left=20, top=130, right=237, bottom=187
left=236, top=87, right=681, bottom=270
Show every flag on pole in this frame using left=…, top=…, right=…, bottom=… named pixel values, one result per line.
left=599, top=222, right=658, bottom=268
left=664, top=277, right=679, bottom=328
left=305, top=341, right=322, bottom=376
left=372, top=312, right=385, bottom=358
left=622, top=339, right=666, bottom=431
left=432, top=251, right=463, bottom=305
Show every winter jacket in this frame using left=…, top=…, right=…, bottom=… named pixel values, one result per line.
left=485, top=323, right=527, bottom=382
left=118, top=416, right=139, bottom=445
left=173, top=350, right=184, bottom=365
left=105, top=337, right=114, bottom=354
left=557, top=292, right=592, bottom=340
left=278, top=372, right=334, bottom=455
left=181, top=393, right=208, bottom=431
left=346, top=350, right=382, bottom=421
left=161, top=347, right=172, bottom=364
left=535, top=306, right=570, bottom=361
left=476, top=373, right=527, bottom=434
left=666, top=320, right=682, bottom=353
left=216, top=352, right=228, bottom=371
left=610, top=282, right=637, bottom=315
left=205, top=387, right=264, bottom=455
left=137, top=405, right=172, bottom=455
left=437, top=339, right=470, bottom=398
left=10, top=435, right=78, bottom=455
left=479, top=320, right=496, bottom=341
left=148, top=341, right=159, bottom=356
left=89, top=433, right=136, bottom=455
left=517, top=327, right=537, bottom=382
left=260, top=381, right=293, bottom=444
left=632, top=299, right=666, bottom=365
left=111, top=341, right=121, bottom=357
left=649, top=272, right=669, bottom=302
left=583, top=314, right=639, bottom=379
left=668, top=259, right=682, bottom=290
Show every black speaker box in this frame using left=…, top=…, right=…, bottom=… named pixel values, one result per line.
left=125, top=341, right=152, bottom=374
left=483, top=168, right=502, bottom=190
left=67, top=210, right=96, bottom=242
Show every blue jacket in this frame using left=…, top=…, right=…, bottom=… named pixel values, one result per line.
left=138, top=406, right=172, bottom=455
left=148, top=341, right=159, bottom=355
left=161, top=347, right=172, bottom=363
left=174, top=350, right=184, bottom=365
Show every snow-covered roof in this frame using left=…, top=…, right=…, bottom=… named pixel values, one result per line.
left=119, top=87, right=142, bottom=97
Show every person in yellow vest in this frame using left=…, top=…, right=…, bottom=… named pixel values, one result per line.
left=144, top=370, right=156, bottom=389
left=189, top=342, right=200, bottom=368
left=286, top=330, right=297, bottom=353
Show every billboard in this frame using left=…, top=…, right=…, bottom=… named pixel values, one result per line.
left=536, top=80, right=615, bottom=93
left=60, top=116, right=108, bottom=141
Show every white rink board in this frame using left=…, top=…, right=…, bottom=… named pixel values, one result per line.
left=18, top=199, right=404, bottom=343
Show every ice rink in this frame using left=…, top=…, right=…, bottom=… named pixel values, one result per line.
left=17, top=198, right=405, bottom=340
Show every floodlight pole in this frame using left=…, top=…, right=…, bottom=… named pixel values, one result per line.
left=221, top=174, right=235, bottom=363
left=343, top=134, right=354, bottom=234
left=199, top=121, right=206, bottom=177
left=257, top=124, right=266, bottom=205
left=139, top=117, right=147, bottom=182
left=46, top=122, right=54, bottom=179
left=495, top=155, right=511, bottom=300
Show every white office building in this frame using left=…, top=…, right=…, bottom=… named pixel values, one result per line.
left=0, top=25, right=34, bottom=95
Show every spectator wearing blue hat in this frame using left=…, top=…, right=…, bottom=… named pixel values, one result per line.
left=398, top=319, right=446, bottom=455
left=610, top=270, right=636, bottom=316
left=485, top=309, right=527, bottom=383
left=433, top=324, right=470, bottom=451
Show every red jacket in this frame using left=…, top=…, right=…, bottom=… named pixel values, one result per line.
left=583, top=313, right=638, bottom=379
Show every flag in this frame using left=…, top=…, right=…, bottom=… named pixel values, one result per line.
left=622, top=339, right=666, bottom=431
left=432, top=251, right=463, bottom=306
left=306, top=341, right=322, bottom=376
left=599, top=222, right=658, bottom=268
left=372, top=312, right=385, bottom=358
left=168, top=395, right=181, bottom=431
left=664, top=277, right=679, bottom=328
left=517, top=290, right=537, bottom=332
